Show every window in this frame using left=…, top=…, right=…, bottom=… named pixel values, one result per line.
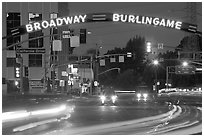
left=7, top=58, right=16, bottom=67
left=29, top=54, right=42, bottom=67
left=6, top=12, right=21, bottom=50
left=28, top=13, right=43, bottom=48
left=2, top=78, right=6, bottom=84
left=51, top=55, right=58, bottom=62
left=29, top=31, right=43, bottom=48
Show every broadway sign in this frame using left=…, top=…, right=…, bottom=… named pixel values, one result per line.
left=8, top=13, right=198, bottom=38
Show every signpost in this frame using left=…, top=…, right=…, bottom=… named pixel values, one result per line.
left=16, top=48, right=45, bottom=53
left=175, top=65, right=196, bottom=74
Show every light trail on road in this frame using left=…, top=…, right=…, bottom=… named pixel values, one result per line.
left=45, top=105, right=201, bottom=135
left=2, top=94, right=202, bottom=135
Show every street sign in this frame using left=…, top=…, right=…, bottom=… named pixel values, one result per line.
left=53, top=40, right=62, bottom=51
left=61, top=71, right=68, bottom=76
left=62, top=30, right=72, bottom=38
left=70, top=36, right=80, bottom=47
left=94, top=81, right=99, bottom=86
left=100, top=59, right=105, bottom=66
left=110, top=57, right=116, bottom=62
left=16, top=48, right=45, bottom=53
left=60, top=80, right=65, bottom=87
left=158, top=43, right=163, bottom=49
left=119, top=56, right=124, bottom=62
left=175, top=65, right=196, bottom=74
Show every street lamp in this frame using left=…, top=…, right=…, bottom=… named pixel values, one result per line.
left=153, top=59, right=159, bottom=93
left=182, top=61, right=188, bottom=67
left=153, top=59, right=159, bottom=65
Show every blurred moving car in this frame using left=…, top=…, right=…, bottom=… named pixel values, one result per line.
left=100, top=87, right=117, bottom=105
left=134, top=85, right=157, bottom=102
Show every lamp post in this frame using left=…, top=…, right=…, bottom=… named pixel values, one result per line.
left=153, top=59, right=159, bottom=93
left=95, top=44, right=102, bottom=95
left=166, top=66, right=169, bottom=90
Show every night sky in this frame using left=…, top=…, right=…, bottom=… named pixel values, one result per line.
left=67, top=2, right=202, bottom=55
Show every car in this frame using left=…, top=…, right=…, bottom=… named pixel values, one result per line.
left=134, top=86, right=157, bottom=102
left=99, top=89, right=118, bottom=105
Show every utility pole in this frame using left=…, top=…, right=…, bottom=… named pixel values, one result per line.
left=155, top=66, right=158, bottom=93
left=19, top=56, right=24, bottom=94
left=43, top=54, right=48, bottom=92
left=95, top=44, right=99, bottom=95
left=166, top=66, right=169, bottom=90
left=90, top=55, right=93, bottom=95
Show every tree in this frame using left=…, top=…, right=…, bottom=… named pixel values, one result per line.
left=155, top=34, right=202, bottom=88
left=86, top=48, right=99, bottom=56
left=177, top=34, right=201, bottom=52
left=99, top=35, right=147, bottom=89
left=114, top=69, right=138, bottom=90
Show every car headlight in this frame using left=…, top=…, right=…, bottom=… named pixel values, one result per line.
left=100, top=95, right=106, bottom=100
left=111, top=95, right=117, bottom=100
left=143, top=93, right=148, bottom=98
left=137, top=93, right=141, bottom=98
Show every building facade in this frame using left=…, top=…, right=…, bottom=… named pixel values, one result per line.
left=2, top=2, right=92, bottom=95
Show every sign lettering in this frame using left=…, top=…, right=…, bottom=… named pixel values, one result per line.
left=14, top=13, right=196, bottom=35
left=17, top=48, right=45, bottom=53
left=112, top=13, right=183, bottom=30
left=26, top=14, right=87, bottom=33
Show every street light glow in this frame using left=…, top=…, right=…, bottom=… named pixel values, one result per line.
left=146, top=42, right=151, bottom=46
left=182, top=61, right=188, bottom=67
left=153, top=60, right=159, bottom=65
left=87, top=31, right=92, bottom=34
left=15, top=81, right=19, bottom=86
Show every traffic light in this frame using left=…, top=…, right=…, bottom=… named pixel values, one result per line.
left=51, top=71, right=56, bottom=79
left=24, top=66, right=29, bottom=77
left=146, top=45, right=151, bottom=53
left=146, top=42, right=152, bottom=53
left=80, top=29, right=86, bottom=44
left=14, top=64, right=20, bottom=78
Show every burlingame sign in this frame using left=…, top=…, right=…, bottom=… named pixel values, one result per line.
left=10, top=13, right=198, bottom=37
left=112, top=13, right=182, bottom=30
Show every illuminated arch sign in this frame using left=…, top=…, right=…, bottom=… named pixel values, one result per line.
left=26, top=14, right=87, bottom=32
left=8, top=13, right=198, bottom=37
left=112, top=13, right=182, bottom=30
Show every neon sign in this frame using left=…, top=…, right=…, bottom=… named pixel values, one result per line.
left=113, top=13, right=182, bottom=30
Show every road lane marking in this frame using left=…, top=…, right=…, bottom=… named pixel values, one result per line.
left=13, top=118, right=58, bottom=132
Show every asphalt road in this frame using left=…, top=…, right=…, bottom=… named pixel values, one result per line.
left=2, top=92, right=202, bottom=135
